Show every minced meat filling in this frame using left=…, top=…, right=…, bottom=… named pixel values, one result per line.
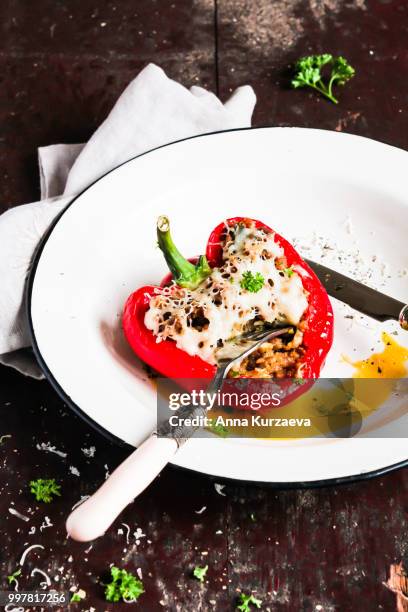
left=231, top=321, right=307, bottom=378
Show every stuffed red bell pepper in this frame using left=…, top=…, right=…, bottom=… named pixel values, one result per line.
left=122, top=216, right=333, bottom=390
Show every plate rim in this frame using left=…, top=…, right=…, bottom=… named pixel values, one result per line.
left=26, top=125, right=408, bottom=488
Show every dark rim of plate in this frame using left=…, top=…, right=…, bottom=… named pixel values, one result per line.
left=25, top=126, right=408, bottom=489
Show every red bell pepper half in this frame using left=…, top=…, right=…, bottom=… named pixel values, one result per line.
left=123, top=216, right=333, bottom=390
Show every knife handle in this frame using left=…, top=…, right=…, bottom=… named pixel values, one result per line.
left=399, top=305, right=408, bottom=330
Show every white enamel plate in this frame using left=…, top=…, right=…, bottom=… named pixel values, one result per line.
left=28, top=128, right=408, bottom=485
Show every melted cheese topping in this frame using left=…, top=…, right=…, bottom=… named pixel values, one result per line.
left=144, top=223, right=309, bottom=364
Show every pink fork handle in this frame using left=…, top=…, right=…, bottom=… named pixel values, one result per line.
left=66, top=435, right=178, bottom=542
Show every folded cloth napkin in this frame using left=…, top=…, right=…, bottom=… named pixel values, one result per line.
left=0, top=63, right=256, bottom=379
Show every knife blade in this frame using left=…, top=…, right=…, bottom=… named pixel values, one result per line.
left=306, top=259, right=408, bottom=330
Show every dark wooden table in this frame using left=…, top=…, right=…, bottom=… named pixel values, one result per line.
left=1, top=2, right=407, bottom=610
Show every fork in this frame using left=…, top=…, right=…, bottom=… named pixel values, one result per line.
left=66, top=325, right=293, bottom=541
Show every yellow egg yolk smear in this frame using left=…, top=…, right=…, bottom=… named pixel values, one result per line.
left=344, top=332, right=408, bottom=379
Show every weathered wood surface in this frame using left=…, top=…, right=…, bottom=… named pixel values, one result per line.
left=0, top=1, right=407, bottom=610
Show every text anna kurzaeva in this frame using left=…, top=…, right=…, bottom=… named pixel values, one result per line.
left=163, top=387, right=312, bottom=430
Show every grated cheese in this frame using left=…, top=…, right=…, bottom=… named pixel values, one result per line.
left=121, top=523, right=131, bottom=544
left=19, top=544, right=44, bottom=567
left=40, top=516, right=53, bottom=531
left=36, top=442, right=67, bottom=458
left=214, top=483, right=226, bottom=496
left=31, top=567, right=51, bottom=588
left=81, top=446, right=96, bottom=458
left=8, top=507, right=29, bottom=522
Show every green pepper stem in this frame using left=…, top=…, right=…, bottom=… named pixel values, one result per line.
left=157, top=216, right=211, bottom=290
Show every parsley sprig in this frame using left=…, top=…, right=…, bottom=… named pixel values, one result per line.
left=30, top=478, right=61, bottom=503
left=193, top=565, right=208, bottom=583
left=237, top=592, right=262, bottom=611
left=240, top=271, right=264, bottom=293
left=7, top=569, right=21, bottom=586
left=292, top=54, right=355, bottom=104
left=70, top=590, right=86, bottom=603
left=70, top=593, right=82, bottom=603
left=105, top=566, right=144, bottom=603
left=209, top=421, right=229, bottom=438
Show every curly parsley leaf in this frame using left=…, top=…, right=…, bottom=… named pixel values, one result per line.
left=292, top=54, right=355, bottom=104
left=240, top=271, right=265, bottom=293
left=237, top=592, right=262, bottom=611
left=30, top=478, right=61, bottom=503
left=209, top=421, right=229, bottom=438
left=105, top=566, right=144, bottom=603
left=70, top=589, right=87, bottom=603
left=7, top=569, right=21, bottom=585
left=70, top=593, right=82, bottom=603
left=193, top=565, right=208, bottom=583
left=284, top=266, right=294, bottom=277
